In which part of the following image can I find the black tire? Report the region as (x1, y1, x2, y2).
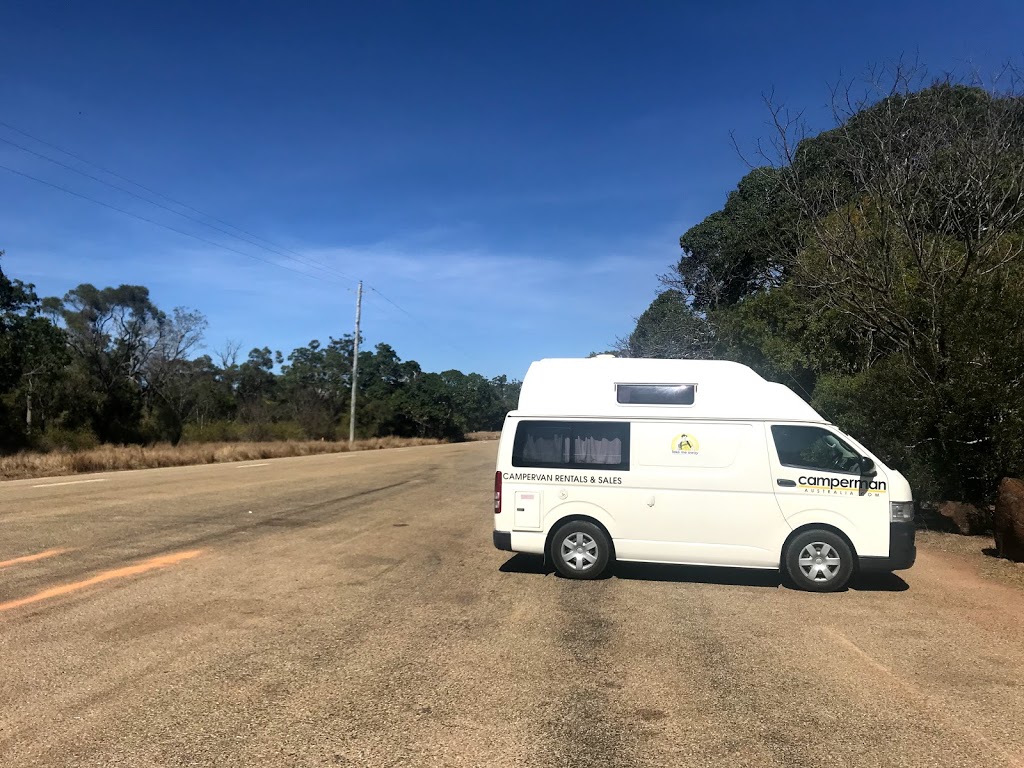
(783, 529, 854, 592)
(549, 519, 611, 579)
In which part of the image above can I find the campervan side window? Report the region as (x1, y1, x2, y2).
(616, 384, 695, 405)
(512, 421, 630, 470)
(771, 425, 862, 475)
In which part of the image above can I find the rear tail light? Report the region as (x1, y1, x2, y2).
(494, 471, 502, 514)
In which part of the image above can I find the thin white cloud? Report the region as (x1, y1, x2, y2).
(5, 230, 675, 378)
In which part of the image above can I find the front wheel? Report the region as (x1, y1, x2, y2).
(549, 520, 611, 579)
(783, 530, 854, 592)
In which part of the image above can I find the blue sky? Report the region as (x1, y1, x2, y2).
(1, 1, 1021, 380)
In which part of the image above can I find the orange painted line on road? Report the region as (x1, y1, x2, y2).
(0, 548, 72, 570)
(0, 549, 203, 613)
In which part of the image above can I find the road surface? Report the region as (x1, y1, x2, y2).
(2, 441, 1023, 767)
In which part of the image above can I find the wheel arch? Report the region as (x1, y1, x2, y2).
(544, 514, 617, 562)
(782, 522, 859, 564)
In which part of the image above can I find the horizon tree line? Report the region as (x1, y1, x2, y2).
(0, 259, 519, 451)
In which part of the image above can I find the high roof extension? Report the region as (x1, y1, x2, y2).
(515, 357, 826, 423)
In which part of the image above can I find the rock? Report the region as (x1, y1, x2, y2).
(936, 501, 991, 536)
(915, 501, 958, 533)
(994, 477, 1024, 562)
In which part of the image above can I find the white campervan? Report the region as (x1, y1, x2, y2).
(492, 357, 915, 592)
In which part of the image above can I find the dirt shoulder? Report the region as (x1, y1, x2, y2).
(917, 529, 1024, 590)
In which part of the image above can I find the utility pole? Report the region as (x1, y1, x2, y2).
(349, 281, 363, 446)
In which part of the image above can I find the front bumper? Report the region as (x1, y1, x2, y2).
(859, 522, 917, 572)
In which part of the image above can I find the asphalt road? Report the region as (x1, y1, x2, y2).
(2, 441, 1024, 767)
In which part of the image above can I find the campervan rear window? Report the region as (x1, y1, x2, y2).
(616, 384, 695, 405)
(512, 421, 630, 470)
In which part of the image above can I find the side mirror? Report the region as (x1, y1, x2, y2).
(859, 456, 877, 476)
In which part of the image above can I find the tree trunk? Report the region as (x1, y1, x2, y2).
(25, 379, 32, 436)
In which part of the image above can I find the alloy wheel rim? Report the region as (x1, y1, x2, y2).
(560, 532, 599, 571)
(798, 542, 842, 582)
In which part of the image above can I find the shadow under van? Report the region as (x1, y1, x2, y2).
(498, 553, 908, 592)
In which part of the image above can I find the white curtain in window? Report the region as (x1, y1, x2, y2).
(525, 433, 570, 463)
(575, 436, 621, 464)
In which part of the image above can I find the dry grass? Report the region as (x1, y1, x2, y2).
(465, 431, 500, 441)
(0, 436, 443, 482)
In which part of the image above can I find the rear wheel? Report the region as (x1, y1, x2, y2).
(549, 520, 611, 579)
(783, 529, 853, 592)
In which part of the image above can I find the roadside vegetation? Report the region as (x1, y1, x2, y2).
(0, 270, 521, 460)
(0, 436, 454, 481)
(622, 61, 1024, 511)
(464, 430, 500, 441)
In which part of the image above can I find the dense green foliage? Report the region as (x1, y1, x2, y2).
(0, 257, 518, 450)
(626, 77, 1024, 504)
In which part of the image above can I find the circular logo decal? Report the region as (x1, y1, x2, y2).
(671, 434, 699, 454)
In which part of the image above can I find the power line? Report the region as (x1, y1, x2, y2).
(1, 158, 467, 357)
(0, 162, 347, 286)
(0, 120, 357, 280)
(0, 122, 433, 312)
(0, 133, 358, 286)
(0, 120, 323, 257)
(0, 120, 471, 360)
(367, 285, 416, 318)
(361, 289, 473, 361)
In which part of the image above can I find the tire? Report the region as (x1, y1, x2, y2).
(549, 520, 612, 579)
(783, 529, 854, 592)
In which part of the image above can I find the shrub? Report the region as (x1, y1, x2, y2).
(33, 426, 100, 452)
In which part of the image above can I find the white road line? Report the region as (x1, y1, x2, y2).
(32, 478, 108, 489)
(234, 463, 269, 468)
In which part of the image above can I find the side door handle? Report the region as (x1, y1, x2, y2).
(776, 479, 796, 487)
